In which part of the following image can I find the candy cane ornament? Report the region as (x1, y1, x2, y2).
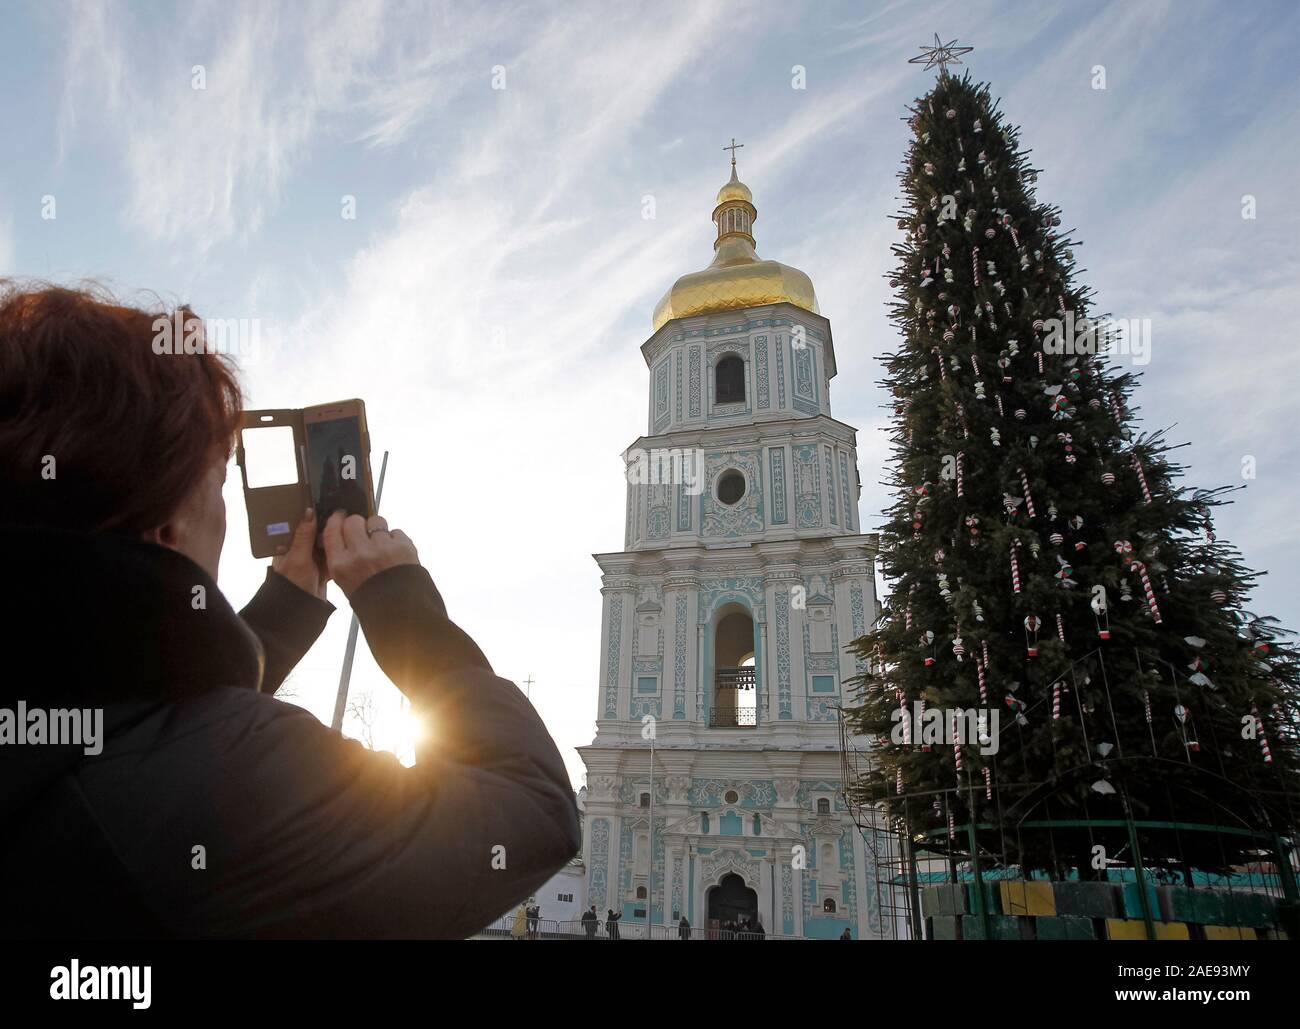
(982, 765, 992, 800)
(1131, 561, 1163, 624)
(934, 347, 948, 382)
(1018, 467, 1037, 519)
(1052, 682, 1062, 721)
(1010, 541, 1022, 595)
(1131, 456, 1153, 504)
(1253, 707, 1273, 764)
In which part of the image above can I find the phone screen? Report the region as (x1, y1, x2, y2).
(305, 416, 369, 520)
(241, 425, 299, 489)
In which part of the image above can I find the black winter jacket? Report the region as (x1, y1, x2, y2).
(0, 527, 580, 938)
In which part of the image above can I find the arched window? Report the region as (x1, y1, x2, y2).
(639, 792, 650, 808)
(700, 812, 710, 833)
(823, 898, 837, 913)
(816, 798, 831, 815)
(636, 886, 647, 899)
(752, 814, 762, 836)
(715, 354, 745, 404)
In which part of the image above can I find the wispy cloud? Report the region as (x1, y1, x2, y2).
(10, 0, 1298, 783)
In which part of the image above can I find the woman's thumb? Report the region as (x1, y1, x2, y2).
(294, 507, 316, 540)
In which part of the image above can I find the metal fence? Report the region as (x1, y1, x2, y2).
(477, 915, 802, 940)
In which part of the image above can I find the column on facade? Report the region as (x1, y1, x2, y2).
(596, 572, 638, 726)
(690, 841, 703, 928)
(759, 854, 777, 934)
(695, 620, 706, 724)
(788, 577, 808, 723)
(661, 568, 698, 725)
(792, 860, 805, 937)
(760, 543, 802, 726)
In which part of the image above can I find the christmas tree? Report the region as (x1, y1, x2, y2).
(847, 68, 1300, 878)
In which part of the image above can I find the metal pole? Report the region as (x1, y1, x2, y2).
(1121, 785, 1157, 941)
(965, 775, 993, 941)
(904, 795, 923, 940)
(330, 450, 389, 733)
(647, 732, 654, 938)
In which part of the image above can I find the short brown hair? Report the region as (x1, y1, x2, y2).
(0, 282, 243, 534)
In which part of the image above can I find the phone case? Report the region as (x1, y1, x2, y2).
(235, 409, 312, 559)
(237, 400, 375, 558)
(302, 400, 376, 522)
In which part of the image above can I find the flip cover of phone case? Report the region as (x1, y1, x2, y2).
(236, 409, 310, 559)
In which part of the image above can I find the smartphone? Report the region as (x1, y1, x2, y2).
(236, 399, 375, 558)
(303, 400, 375, 529)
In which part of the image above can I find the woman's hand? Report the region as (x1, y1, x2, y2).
(322, 510, 421, 598)
(270, 508, 329, 599)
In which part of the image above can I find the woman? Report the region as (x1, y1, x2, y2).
(0, 283, 580, 938)
(510, 903, 528, 940)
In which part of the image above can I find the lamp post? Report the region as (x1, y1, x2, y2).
(647, 728, 655, 938)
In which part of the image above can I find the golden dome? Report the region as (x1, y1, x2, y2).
(653, 163, 818, 332)
(715, 166, 752, 205)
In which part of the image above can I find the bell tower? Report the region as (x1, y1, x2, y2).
(578, 149, 886, 940)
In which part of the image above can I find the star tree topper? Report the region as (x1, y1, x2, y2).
(908, 33, 974, 74)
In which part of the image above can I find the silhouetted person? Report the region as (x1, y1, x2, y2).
(678, 915, 690, 939)
(582, 906, 598, 939)
(0, 285, 580, 938)
(606, 909, 621, 939)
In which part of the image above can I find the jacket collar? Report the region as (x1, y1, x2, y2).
(0, 525, 264, 706)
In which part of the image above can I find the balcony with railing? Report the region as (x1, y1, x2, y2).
(709, 666, 757, 727)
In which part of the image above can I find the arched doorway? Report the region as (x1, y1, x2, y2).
(711, 604, 757, 727)
(707, 873, 757, 927)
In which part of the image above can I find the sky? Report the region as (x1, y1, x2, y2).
(2, 0, 1297, 788)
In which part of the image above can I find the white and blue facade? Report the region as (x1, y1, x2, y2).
(579, 288, 887, 939)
